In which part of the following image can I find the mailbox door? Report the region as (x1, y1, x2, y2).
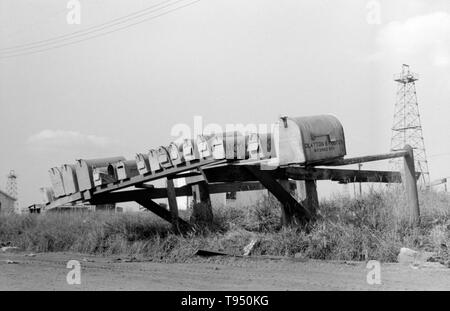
(136, 154, 150, 175)
(62, 165, 79, 195)
(182, 139, 200, 162)
(208, 135, 225, 160)
(275, 118, 306, 165)
(157, 147, 173, 169)
(148, 149, 162, 172)
(168, 143, 184, 166)
(223, 132, 248, 160)
(76, 161, 94, 191)
(196, 136, 212, 159)
(49, 168, 65, 198)
(116, 161, 127, 180)
(248, 133, 261, 160)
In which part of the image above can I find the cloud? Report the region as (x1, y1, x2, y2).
(27, 129, 117, 152)
(370, 11, 450, 67)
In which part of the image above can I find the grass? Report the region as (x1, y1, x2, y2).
(1, 187, 449, 263)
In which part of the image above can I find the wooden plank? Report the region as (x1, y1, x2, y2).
(285, 167, 402, 183)
(92, 158, 225, 196)
(89, 182, 265, 205)
(89, 187, 192, 204)
(318, 150, 408, 167)
(208, 182, 265, 193)
(45, 192, 84, 210)
(245, 166, 311, 225)
(203, 164, 402, 183)
(135, 198, 192, 232)
(403, 145, 420, 226)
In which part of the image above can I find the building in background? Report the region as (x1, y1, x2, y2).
(0, 189, 16, 213)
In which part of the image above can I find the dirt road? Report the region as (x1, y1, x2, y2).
(0, 251, 449, 290)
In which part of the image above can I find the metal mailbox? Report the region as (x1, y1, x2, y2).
(40, 187, 55, 204)
(222, 132, 248, 160)
(182, 139, 200, 162)
(167, 142, 184, 166)
(157, 146, 173, 169)
(115, 160, 139, 180)
(275, 114, 346, 165)
(93, 166, 116, 186)
(136, 153, 150, 175)
(76, 156, 125, 191)
(196, 135, 212, 159)
(49, 167, 65, 198)
(207, 134, 226, 160)
(247, 133, 275, 160)
(148, 149, 162, 172)
(61, 164, 79, 195)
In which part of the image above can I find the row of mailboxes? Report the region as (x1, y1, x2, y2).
(47, 115, 346, 197)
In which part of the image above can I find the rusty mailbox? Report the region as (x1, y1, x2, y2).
(275, 115, 346, 166)
(167, 142, 184, 166)
(115, 160, 139, 180)
(49, 167, 66, 198)
(136, 153, 150, 175)
(148, 149, 163, 173)
(61, 164, 79, 195)
(247, 133, 275, 160)
(76, 156, 125, 191)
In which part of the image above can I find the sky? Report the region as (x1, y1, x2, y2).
(0, 0, 449, 208)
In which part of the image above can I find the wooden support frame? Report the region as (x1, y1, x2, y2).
(245, 166, 311, 225)
(135, 198, 192, 233)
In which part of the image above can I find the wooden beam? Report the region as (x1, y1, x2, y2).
(89, 187, 192, 205)
(89, 182, 265, 205)
(93, 158, 226, 196)
(245, 166, 311, 225)
(285, 167, 402, 183)
(135, 198, 192, 233)
(203, 164, 402, 184)
(319, 150, 408, 167)
(208, 182, 265, 193)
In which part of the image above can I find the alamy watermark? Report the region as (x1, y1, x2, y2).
(66, 260, 81, 285)
(67, 0, 81, 25)
(366, 260, 381, 285)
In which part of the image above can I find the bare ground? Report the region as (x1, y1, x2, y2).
(0, 251, 449, 291)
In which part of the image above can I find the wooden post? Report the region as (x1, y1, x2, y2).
(190, 181, 213, 225)
(304, 180, 319, 218)
(403, 144, 420, 226)
(279, 179, 293, 225)
(166, 178, 180, 232)
(295, 180, 318, 218)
